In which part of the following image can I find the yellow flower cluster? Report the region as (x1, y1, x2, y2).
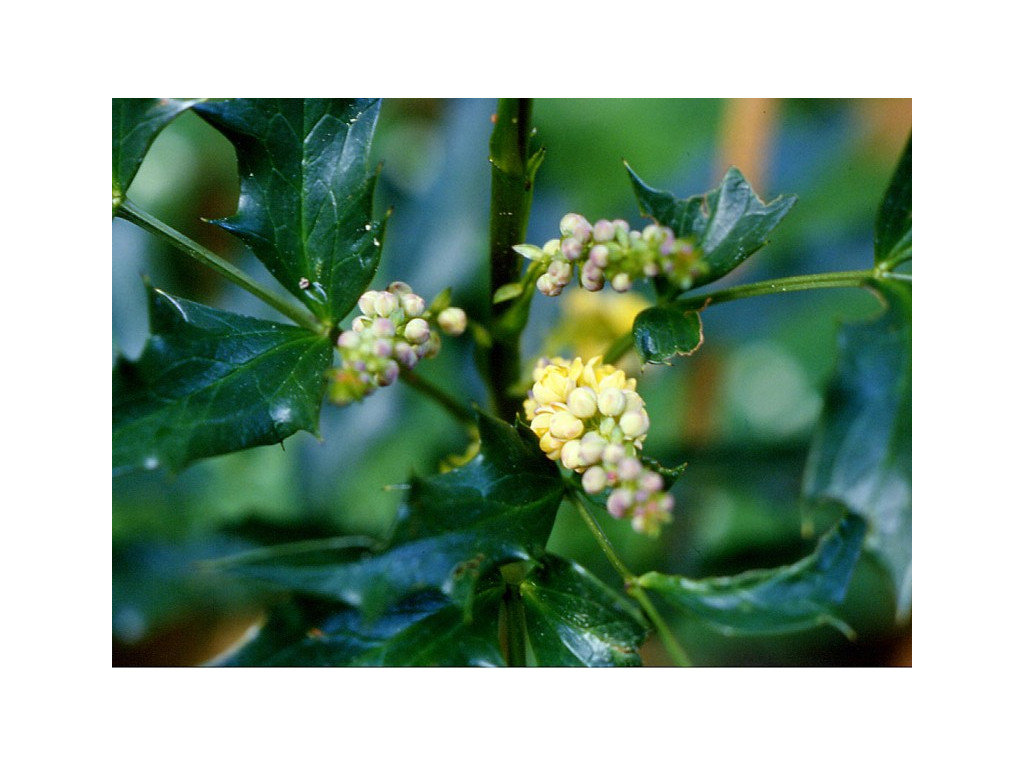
(524, 356, 673, 535)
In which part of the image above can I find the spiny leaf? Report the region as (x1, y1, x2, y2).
(875, 136, 912, 269)
(214, 412, 564, 620)
(112, 98, 201, 204)
(637, 513, 867, 638)
(217, 587, 505, 667)
(113, 285, 332, 474)
(193, 98, 384, 322)
(520, 554, 649, 667)
(803, 280, 911, 620)
(632, 303, 704, 365)
(627, 164, 797, 291)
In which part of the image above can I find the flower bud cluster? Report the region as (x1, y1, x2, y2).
(328, 282, 467, 405)
(514, 213, 704, 297)
(524, 356, 673, 535)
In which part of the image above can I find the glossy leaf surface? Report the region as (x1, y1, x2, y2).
(217, 413, 564, 619)
(803, 280, 912, 619)
(112, 98, 200, 201)
(638, 513, 867, 638)
(632, 304, 704, 365)
(193, 98, 384, 321)
(628, 165, 796, 290)
(113, 286, 332, 474)
(875, 136, 912, 268)
(219, 587, 505, 667)
(521, 555, 649, 666)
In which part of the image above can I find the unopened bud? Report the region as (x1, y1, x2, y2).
(588, 244, 610, 268)
(548, 259, 573, 284)
(549, 410, 585, 441)
(560, 439, 583, 470)
(566, 386, 598, 419)
(610, 273, 633, 293)
(358, 291, 379, 317)
(371, 317, 396, 337)
(536, 273, 563, 297)
(404, 318, 431, 344)
(619, 408, 650, 439)
(437, 307, 467, 336)
(401, 293, 426, 317)
(388, 281, 412, 296)
(337, 330, 360, 349)
(394, 341, 418, 368)
(561, 238, 583, 261)
(374, 291, 398, 317)
(582, 466, 607, 494)
(579, 432, 607, 465)
(617, 456, 642, 481)
(592, 219, 616, 243)
(607, 488, 634, 519)
(597, 387, 626, 417)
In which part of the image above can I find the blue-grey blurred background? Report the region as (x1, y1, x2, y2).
(113, 98, 911, 666)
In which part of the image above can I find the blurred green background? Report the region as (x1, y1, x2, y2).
(112, 98, 911, 666)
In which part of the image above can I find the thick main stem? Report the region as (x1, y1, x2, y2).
(570, 493, 692, 666)
(117, 199, 325, 334)
(485, 98, 535, 421)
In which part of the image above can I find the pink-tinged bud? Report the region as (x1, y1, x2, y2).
(582, 466, 607, 494)
(388, 281, 412, 296)
(373, 339, 393, 358)
(619, 408, 650, 439)
(610, 273, 632, 292)
(579, 432, 607, 465)
(371, 317, 396, 337)
(642, 224, 662, 241)
(373, 291, 398, 317)
(337, 330, 360, 349)
(643, 261, 660, 277)
(404, 318, 430, 344)
(597, 387, 626, 417)
(376, 359, 400, 386)
(592, 219, 615, 243)
(437, 307, 467, 336)
(602, 443, 625, 466)
(560, 237, 583, 261)
(560, 439, 583, 470)
(640, 470, 664, 493)
(548, 259, 573, 284)
(401, 293, 426, 317)
(588, 244, 610, 268)
(560, 213, 592, 241)
(421, 331, 442, 359)
(549, 410, 585, 441)
(358, 291, 379, 317)
(581, 262, 605, 291)
(607, 488, 634, 519)
(536, 274, 563, 297)
(617, 456, 642, 481)
(567, 386, 598, 419)
(394, 341, 419, 369)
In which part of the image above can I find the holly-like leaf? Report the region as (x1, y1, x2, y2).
(520, 554, 649, 667)
(112, 98, 201, 204)
(627, 165, 797, 290)
(113, 285, 333, 474)
(875, 136, 912, 268)
(193, 98, 384, 322)
(215, 412, 564, 620)
(637, 513, 867, 638)
(632, 304, 704, 365)
(217, 587, 506, 667)
(803, 280, 912, 620)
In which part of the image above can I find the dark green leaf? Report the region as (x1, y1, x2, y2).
(218, 587, 505, 667)
(803, 280, 911, 620)
(875, 136, 912, 268)
(627, 165, 797, 290)
(520, 554, 649, 667)
(113, 285, 333, 474)
(216, 412, 564, 619)
(112, 98, 200, 203)
(193, 98, 384, 321)
(632, 304, 704, 365)
(637, 513, 867, 638)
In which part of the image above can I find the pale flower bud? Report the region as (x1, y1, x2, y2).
(404, 318, 431, 344)
(543, 238, 562, 257)
(582, 466, 607, 494)
(560, 439, 583, 470)
(373, 291, 399, 317)
(588, 244, 610, 268)
(566, 386, 598, 419)
(607, 488, 634, 519)
(376, 359, 400, 386)
(560, 237, 583, 261)
(579, 432, 607, 465)
(597, 387, 626, 417)
(358, 291, 380, 317)
(371, 317, 396, 337)
(337, 330, 360, 349)
(394, 341, 418, 368)
(592, 219, 616, 243)
(401, 293, 426, 317)
(560, 213, 592, 242)
(536, 273, 562, 297)
(617, 456, 642, 481)
(619, 408, 650, 439)
(602, 443, 625, 467)
(437, 307, 467, 336)
(640, 470, 664, 493)
(549, 410, 585, 441)
(610, 273, 633, 292)
(388, 281, 412, 296)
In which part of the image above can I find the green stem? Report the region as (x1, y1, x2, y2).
(485, 98, 537, 421)
(604, 268, 890, 364)
(570, 492, 692, 666)
(500, 562, 531, 666)
(398, 369, 475, 426)
(117, 199, 325, 334)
